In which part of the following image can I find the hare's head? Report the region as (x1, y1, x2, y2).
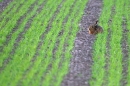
(88, 26, 97, 34)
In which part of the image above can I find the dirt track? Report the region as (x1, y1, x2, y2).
(61, 0, 102, 86)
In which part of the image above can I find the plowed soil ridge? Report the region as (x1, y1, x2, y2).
(61, 0, 102, 86)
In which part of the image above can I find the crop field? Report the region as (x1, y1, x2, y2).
(0, 0, 130, 86)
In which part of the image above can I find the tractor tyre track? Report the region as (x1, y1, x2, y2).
(61, 0, 102, 86)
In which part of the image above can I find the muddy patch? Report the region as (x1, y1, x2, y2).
(61, 0, 103, 86)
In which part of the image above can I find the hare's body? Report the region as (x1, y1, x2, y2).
(88, 20, 103, 35)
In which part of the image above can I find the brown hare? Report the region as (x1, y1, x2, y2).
(88, 20, 103, 35)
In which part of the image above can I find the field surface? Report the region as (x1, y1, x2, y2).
(0, 0, 130, 86)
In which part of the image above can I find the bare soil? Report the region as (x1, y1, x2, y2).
(61, 0, 103, 86)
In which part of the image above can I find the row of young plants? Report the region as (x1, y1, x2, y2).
(0, 0, 61, 85)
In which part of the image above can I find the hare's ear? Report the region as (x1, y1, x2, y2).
(94, 20, 98, 27)
(95, 20, 98, 24)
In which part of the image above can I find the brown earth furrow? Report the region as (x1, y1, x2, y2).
(0, 0, 45, 73)
(120, 17, 129, 86)
(61, 0, 102, 86)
